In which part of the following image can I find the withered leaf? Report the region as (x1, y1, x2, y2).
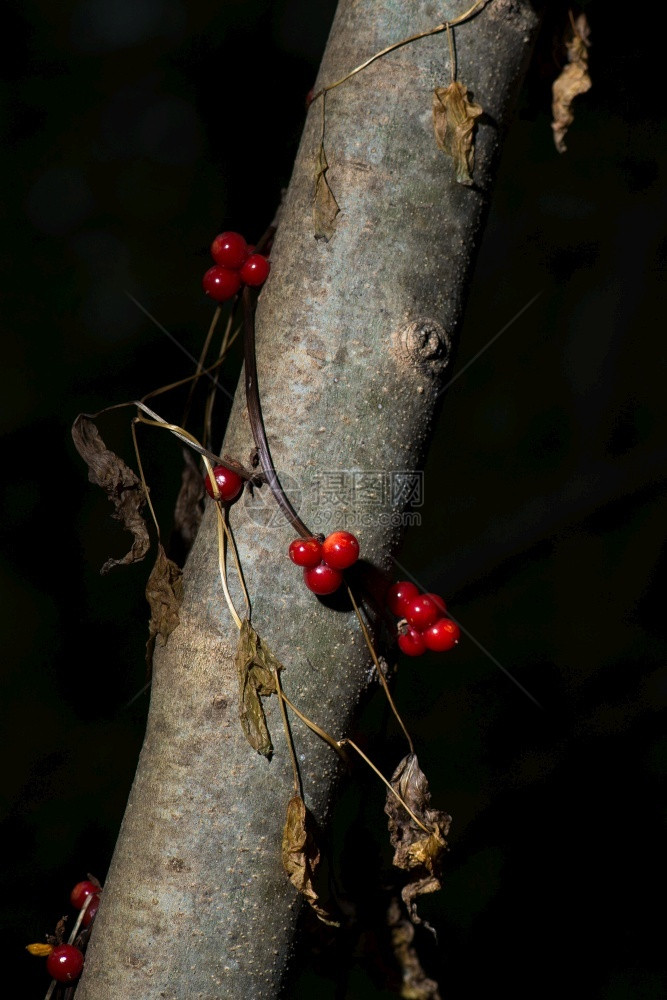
(282, 794, 339, 926)
(173, 447, 204, 550)
(145, 543, 183, 666)
(551, 12, 591, 153)
(433, 81, 483, 186)
(235, 619, 284, 757)
(314, 143, 340, 241)
(385, 754, 451, 925)
(72, 414, 150, 574)
(387, 897, 442, 1000)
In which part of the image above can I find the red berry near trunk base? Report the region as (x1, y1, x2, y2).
(398, 627, 426, 657)
(321, 531, 359, 570)
(46, 945, 84, 983)
(70, 880, 98, 909)
(289, 537, 323, 568)
(82, 893, 101, 927)
(404, 594, 439, 631)
(202, 265, 242, 302)
(303, 563, 343, 595)
(423, 617, 460, 652)
(211, 231, 248, 269)
(386, 580, 419, 617)
(239, 253, 270, 287)
(204, 464, 243, 502)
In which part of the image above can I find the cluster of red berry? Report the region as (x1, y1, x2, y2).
(289, 531, 360, 595)
(204, 463, 244, 503)
(386, 581, 460, 656)
(202, 231, 270, 302)
(27, 879, 102, 984)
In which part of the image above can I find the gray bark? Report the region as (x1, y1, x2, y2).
(75, 2, 540, 997)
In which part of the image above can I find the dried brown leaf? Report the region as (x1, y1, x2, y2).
(235, 619, 284, 757)
(433, 81, 483, 186)
(552, 12, 591, 153)
(385, 754, 451, 924)
(72, 414, 150, 574)
(173, 447, 204, 549)
(314, 144, 340, 241)
(145, 543, 183, 665)
(387, 897, 442, 1000)
(282, 794, 339, 926)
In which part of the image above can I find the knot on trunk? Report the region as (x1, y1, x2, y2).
(396, 318, 451, 375)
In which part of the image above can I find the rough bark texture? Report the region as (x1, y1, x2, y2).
(75, 2, 539, 997)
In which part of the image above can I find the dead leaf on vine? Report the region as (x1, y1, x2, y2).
(173, 447, 204, 549)
(72, 414, 150, 574)
(145, 543, 183, 665)
(235, 619, 284, 757)
(385, 754, 451, 925)
(387, 897, 442, 1000)
(551, 12, 591, 153)
(282, 794, 339, 926)
(314, 144, 340, 241)
(433, 81, 483, 186)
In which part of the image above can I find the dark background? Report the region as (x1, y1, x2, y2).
(2, 2, 664, 997)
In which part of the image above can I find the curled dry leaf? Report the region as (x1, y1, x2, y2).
(235, 619, 284, 757)
(26, 943, 54, 957)
(314, 143, 340, 241)
(551, 12, 591, 153)
(387, 897, 442, 1000)
(433, 81, 483, 186)
(282, 794, 339, 926)
(385, 754, 451, 925)
(173, 447, 205, 550)
(72, 415, 151, 574)
(145, 543, 183, 666)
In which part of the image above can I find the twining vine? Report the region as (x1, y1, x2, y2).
(28, 3, 592, 995)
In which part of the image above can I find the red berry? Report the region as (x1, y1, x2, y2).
(423, 617, 460, 652)
(289, 537, 323, 568)
(398, 627, 426, 657)
(424, 593, 447, 614)
(210, 231, 248, 269)
(321, 531, 359, 571)
(204, 464, 244, 502)
(82, 893, 100, 927)
(403, 594, 439, 631)
(46, 944, 84, 984)
(239, 254, 270, 287)
(303, 562, 343, 595)
(202, 265, 242, 302)
(70, 880, 98, 909)
(386, 580, 420, 617)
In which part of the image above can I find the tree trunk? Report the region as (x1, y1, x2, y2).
(75, 2, 540, 997)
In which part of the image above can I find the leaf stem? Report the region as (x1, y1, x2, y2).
(347, 587, 415, 755)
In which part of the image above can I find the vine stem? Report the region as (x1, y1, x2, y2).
(274, 670, 302, 796)
(347, 587, 415, 755)
(241, 286, 313, 539)
(312, 0, 488, 101)
(213, 501, 243, 630)
(339, 739, 432, 836)
(280, 691, 349, 762)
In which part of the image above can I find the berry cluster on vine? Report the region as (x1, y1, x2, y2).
(289, 530, 360, 595)
(202, 231, 270, 302)
(386, 581, 460, 656)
